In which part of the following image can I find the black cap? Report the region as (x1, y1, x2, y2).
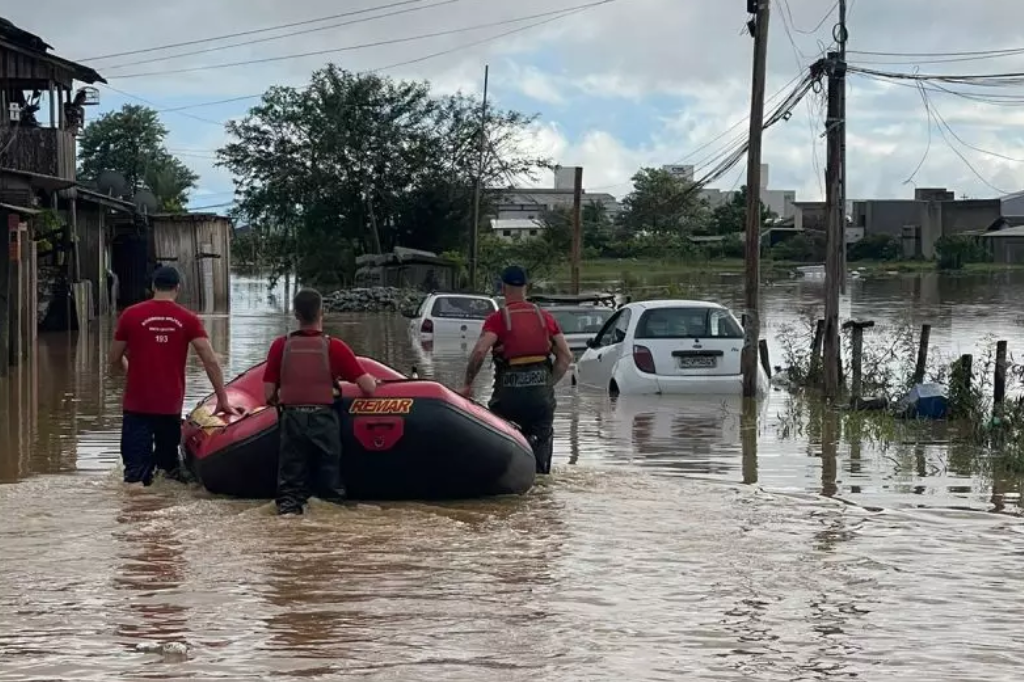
(152, 265, 181, 290)
(501, 265, 528, 287)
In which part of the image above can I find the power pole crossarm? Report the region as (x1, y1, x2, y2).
(742, 0, 770, 399)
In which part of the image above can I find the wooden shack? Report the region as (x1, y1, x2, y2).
(0, 15, 109, 351)
(151, 213, 233, 313)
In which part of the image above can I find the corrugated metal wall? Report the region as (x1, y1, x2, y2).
(151, 216, 231, 313)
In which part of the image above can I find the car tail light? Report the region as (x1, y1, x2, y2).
(421, 319, 434, 333)
(633, 345, 656, 374)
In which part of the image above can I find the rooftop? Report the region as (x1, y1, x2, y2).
(0, 16, 105, 85)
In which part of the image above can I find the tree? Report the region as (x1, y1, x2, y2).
(705, 185, 774, 236)
(218, 65, 550, 288)
(617, 167, 708, 236)
(540, 199, 615, 256)
(78, 104, 198, 212)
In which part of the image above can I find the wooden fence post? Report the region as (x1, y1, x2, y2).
(758, 339, 771, 380)
(994, 340, 1008, 412)
(913, 324, 931, 385)
(842, 319, 875, 406)
(809, 319, 825, 383)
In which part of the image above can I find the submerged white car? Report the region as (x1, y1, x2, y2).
(405, 293, 499, 340)
(572, 299, 769, 397)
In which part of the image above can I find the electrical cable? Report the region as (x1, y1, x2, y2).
(80, 0, 432, 61)
(101, 0, 465, 71)
(108, 1, 619, 80)
(97, 5, 608, 127)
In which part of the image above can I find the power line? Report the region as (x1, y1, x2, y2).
(109, 1, 618, 80)
(102, 0, 465, 71)
(860, 71, 1017, 195)
(97, 82, 225, 126)
(848, 49, 1024, 66)
(849, 45, 1024, 59)
(780, 0, 838, 36)
(100, 6, 606, 127)
(80, 0, 432, 61)
(847, 64, 1024, 88)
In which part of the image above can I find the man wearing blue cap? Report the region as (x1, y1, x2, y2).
(108, 265, 242, 486)
(459, 265, 573, 474)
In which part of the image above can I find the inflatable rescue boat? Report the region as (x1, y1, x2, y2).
(180, 358, 537, 501)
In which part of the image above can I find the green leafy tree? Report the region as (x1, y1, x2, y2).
(617, 167, 708, 236)
(77, 104, 198, 212)
(539, 199, 615, 255)
(705, 185, 774, 236)
(848, 233, 901, 262)
(218, 65, 550, 288)
(934, 234, 990, 270)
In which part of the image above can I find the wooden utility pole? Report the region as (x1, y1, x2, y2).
(570, 166, 583, 295)
(838, 0, 848, 295)
(741, 0, 771, 399)
(468, 64, 489, 292)
(822, 50, 846, 399)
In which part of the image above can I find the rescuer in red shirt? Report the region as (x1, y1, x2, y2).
(108, 266, 242, 486)
(459, 265, 573, 474)
(263, 288, 379, 515)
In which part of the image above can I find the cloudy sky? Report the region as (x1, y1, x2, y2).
(7, 0, 1024, 212)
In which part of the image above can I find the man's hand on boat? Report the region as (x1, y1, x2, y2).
(215, 392, 247, 418)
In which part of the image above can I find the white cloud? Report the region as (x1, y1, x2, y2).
(4, 0, 1024, 204)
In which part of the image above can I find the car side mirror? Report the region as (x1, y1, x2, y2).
(586, 337, 599, 349)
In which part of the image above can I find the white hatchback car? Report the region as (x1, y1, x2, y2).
(405, 293, 499, 340)
(572, 299, 769, 397)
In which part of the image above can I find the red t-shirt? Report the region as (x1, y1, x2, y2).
(114, 299, 208, 415)
(482, 304, 562, 341)
(262, 330, 366, 386)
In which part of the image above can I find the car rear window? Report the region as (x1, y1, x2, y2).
(549, 309, 613, 334)
(635, 307, 743, 339)
(430, 296, 495, 319)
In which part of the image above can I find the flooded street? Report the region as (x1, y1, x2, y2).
(3, 272, 1024, 680)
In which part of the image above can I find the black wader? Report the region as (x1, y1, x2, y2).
(489, 359, 556, 474)
(277, 405, 346, 514)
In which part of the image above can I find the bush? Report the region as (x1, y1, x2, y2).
(935, 235, 990, 270)
(771, 232, 825, 262)
(848, 233, 901, 262)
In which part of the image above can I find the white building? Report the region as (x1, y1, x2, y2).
(488, 167, 623, 239)
(664, 163, 798, 219)
(489, 217, 544, 242)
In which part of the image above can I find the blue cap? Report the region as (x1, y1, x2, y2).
(501, 265, 528, 286)
(152, 265, 181, 289)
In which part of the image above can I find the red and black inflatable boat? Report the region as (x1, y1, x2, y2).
(180, 357, 537, 501)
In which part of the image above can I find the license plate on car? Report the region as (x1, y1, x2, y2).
(678, 356, 716, 369)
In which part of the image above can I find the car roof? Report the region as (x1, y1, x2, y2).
(627, 299, 728, 311)
(430, 293, 495, 301)
(545, 305, 615, 313)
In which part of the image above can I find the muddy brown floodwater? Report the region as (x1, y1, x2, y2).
(2, 272, 1024, 680)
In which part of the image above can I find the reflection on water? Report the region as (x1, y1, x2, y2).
(2, 272, 1024, 680)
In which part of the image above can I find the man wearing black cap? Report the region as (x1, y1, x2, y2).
(108, 265, 242, 486)
(459, 265, 573, 474)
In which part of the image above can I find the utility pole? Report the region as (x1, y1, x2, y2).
(838, 0, 848, 295)
(570, 166, 583, 295)
(741, 0, 770, 399)
(468, 64, 489, 292)
(822, 50, 846, 400)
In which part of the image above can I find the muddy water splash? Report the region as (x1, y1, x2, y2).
(2, 273, 1024, 680)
